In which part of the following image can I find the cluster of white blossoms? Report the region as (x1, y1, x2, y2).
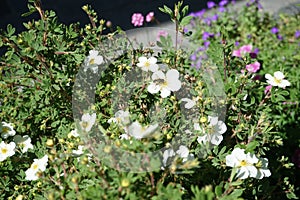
(108, 110, 158, 140)
(226, 147, 271, 179)
(136, 56, 182, 98)
(84, 50, 104, 73)
(25, 155, 48, 181)
(195, 116, 227, 146)
(265, 71, 291, 88)
(0, 122, 34, 162)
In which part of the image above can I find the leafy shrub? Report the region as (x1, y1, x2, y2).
(0, 0, 299, 199)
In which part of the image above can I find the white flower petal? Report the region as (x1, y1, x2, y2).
(279, 80, 291, 88)
(225, 154, 239, 167)
(274, 71, 284, 79)
(148, 57, 157, 64)
(160, 87, 171, 98)
(152, 70, 165, 80)
(265, 74, 273, 81)
(210, 134, 223, 145)
(147, 82, 160, 94)
(181, 98, 196, 109)
(237, 167, 250, 179)
(167, 79, 182, 92)
(208, 116, 219, 126)
(166, 69, 180, 80)
(149, 64, 159, 72)
(197, 135, 207, 144)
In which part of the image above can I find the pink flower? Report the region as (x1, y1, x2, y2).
(146, 12, 154, 22)
(131, 13, 144, 27)
(246, 61, 260, 73)
(157, 30, 168, 41)
(240, 44, 252, 53)
(232, 44, 253, 57)
(264, 85, 272, 94)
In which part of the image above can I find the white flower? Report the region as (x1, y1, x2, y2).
(84, 50, 103, 73)
(1, 122, 16, 139)
(80, 113, 96, 132)
(265, 71, 291, 88)
(181, 98, 196, 109)
(226, 148, 259, 179)
(25, 168, 39, 181)
(163, 148, 175, 166)
(25, 156, 48, 181)
(252, 158, 271, 179)
(0, 141, 16, 162)
(176, 145, 189, 162)
(25, 155, 48, 181)
(72, 145, 84, 156)
(108, 110, 130, 125)
(197, 116, 227, 145)
(119, 133, 129, 140)
(14, 135, 34, 153)
(68, 129, 79, 138)
(147, 69, 182, 98)
(128, 121, 158, 139)
(136, 56, 159, 72)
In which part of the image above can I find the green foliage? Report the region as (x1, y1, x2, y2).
(0, 0, 299, 199)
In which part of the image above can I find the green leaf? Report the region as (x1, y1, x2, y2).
(6, 24, 15, 37)
(215, 185, 223, 197)
(180, 16, 193, 26)
(182, 5, 189, 16)
(52, 84, 60, 91)
(228, 189, 244, 198)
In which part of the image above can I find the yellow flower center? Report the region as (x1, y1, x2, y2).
(239, 160, 248, 166)
(81, 121, 89, 128)
(1, 148, 8, 154)
(144, 61, 150, 67)
(89, 58, 95, 65)
(274, 78, 282, 84)
(2, 127, 9, 133)
(32, 163, 39, 170)
(162, 81, 168, 87)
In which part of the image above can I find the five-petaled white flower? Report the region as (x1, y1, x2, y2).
(14, 135, 34, 153)
(128, 121, 158, 139)
(72, 145, 85, 156)
(137, 56, 159, 72)
(0, 141, 16, 162)
(147, 69, 182, 98)
(84, 50, 103, 73)
(265, 71, 291, 88)
(68, 129, 79, 138)
(181, 98, 197, 109)
(108, 110, 131, 126)
(197, 116, 227, 145)
(25, 155, 48, 181)
(79, 113, 96, 132)
(1, 122, 16, 139)
(226, 148, 259, 179)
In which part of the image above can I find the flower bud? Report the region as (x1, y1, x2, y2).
(46, 139, 54, 147)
